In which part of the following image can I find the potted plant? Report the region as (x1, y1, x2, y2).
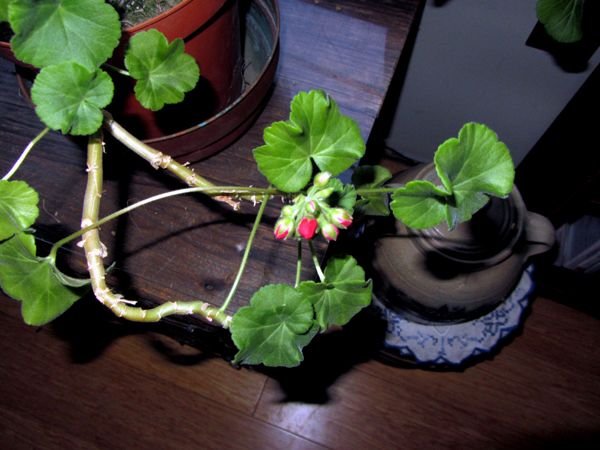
(0, 0, 280, 160)
(0, 1, 552, 368)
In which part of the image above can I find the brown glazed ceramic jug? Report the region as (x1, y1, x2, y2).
(370, 164, 555, 324)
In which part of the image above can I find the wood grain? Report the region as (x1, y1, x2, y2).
(3, 1, 598, 449)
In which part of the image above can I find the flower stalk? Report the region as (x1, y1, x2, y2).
(218, 191, 269, 313)
(2, 127, 49, 181)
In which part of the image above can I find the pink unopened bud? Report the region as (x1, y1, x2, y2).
(331, 208, 353, 229)
(305, 200, 318, 215)
(321, 223, 339, 241)
(274, 217, 294, 240)
(297, 217, 318, 240)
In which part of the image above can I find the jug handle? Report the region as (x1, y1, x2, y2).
(524, 212, 555, 258)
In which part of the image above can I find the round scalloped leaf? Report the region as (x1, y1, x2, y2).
(9, 0, 121, 69)
(0, 180, 39, 241)
(124, 29, 200, 111)
(537, 0, 584, 43)
(297, 256, 372, 332)
(434, 122, 514, 223)
(391, 180, 450, 229)
(0, 233, 82, 326)
(230, 284, 315, 367)
(253, 90, 366, 192)
(31, 62, 114, 135)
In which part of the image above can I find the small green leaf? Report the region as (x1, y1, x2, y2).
(125, 29, 200, 111)
(9, 0, 121, 69)
(434, 122, 514, 227)
(0, 233, 83, 326)
(253, 90, 366, 192)
(390, 180, 450, 229)
(230, 284, 315, 367)
(0, 180, 39, 241)
(298, 256, 372, 332)
(31, 62, 114, 135)
(353, 165, 392, 216)
(537, 0, 585, 43)
(323, 178, 357, 212)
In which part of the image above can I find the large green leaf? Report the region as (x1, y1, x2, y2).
(537, 0, 585, 43)
(9, 0, 121, 69)
(434, 122, 514, 227)
(390, 124, 514, 230)
(253, 90, 366, 192)
(0, 0, 9, 22)
(298, 256, 372, 332)
(390, 180, 449, 229)
(31, 62, 114, 135)
(352, 165, 392, 216)
(230, 284, 316, 367)
(124, 29, 200, 111)
(0, 180, 39, 241)
(0, 233, 83, 326)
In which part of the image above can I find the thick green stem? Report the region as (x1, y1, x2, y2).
(103, 111, 242, 209)
(295, 240, 302, 288)
(218, 192, 270, 313)
(81, 133, 232, 327)
(308, 240, 326, 282)
(2, 127, 49, 180)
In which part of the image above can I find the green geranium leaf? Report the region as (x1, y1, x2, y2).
(434, 122, 514, 227)
(0, 233, 84, 326)
(390, 180, 450, 229)
(124, 29, 200, 111)
(9, 0, 121, 69)
(0, 180, 39, 241)
(0, 0, 9, 23)
(298, 256, 372, 332)
(230, 284, 315, 367)
(537, 0, 585, 43)
(323, 178, 357, 213)
(31, 62, 114, 135)
(352, 165, 392, 216)
(253, 90, 366, 192)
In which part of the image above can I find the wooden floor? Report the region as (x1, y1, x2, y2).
(0, 0, 599, 447)
(1, 288, 599, 449)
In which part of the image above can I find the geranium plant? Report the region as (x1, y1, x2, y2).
(0, 0, 515, 368)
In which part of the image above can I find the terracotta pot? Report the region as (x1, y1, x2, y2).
(369, 164, 555, 324)
(3, 0, 281, 162)
(111, 0, 244, 140)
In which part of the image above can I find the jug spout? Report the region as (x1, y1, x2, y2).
(524, 212, 555, 258)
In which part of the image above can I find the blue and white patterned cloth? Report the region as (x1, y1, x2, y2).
(373, 266, 535, 367)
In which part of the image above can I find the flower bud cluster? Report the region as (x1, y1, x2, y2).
(273, 172, 353, 241)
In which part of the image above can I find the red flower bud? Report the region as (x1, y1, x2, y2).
(297, 217, 318, 240)
(331, 208, 353, 229)
(321, 223, 339, 241)
(274, 217, 294, 240)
